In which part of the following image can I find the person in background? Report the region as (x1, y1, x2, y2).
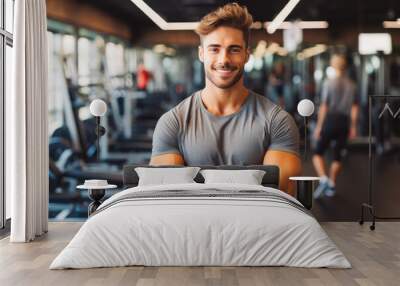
(313, 54, 359, 198)
(136, 62, 152, 91)
(268, 61, 286, 108)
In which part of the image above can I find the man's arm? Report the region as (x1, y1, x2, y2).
(315, 80, 330, 139)
(264, 108, 301, 196)
(314, 103, 328, 140)
(149, 153, 185, 165)
(349, 104, 359, 139)
(150, 110, 184, 165)
(263, 150, 302, 196)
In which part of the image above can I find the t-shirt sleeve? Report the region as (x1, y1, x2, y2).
(268, 109, 300, 156)
(151, 111, 181, 156)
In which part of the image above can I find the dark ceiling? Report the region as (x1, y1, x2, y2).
(88, 0, 400, 31)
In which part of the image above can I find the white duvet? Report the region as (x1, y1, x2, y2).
(50, 183, 351, 269)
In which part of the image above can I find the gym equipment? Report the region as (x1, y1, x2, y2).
(359, 52, 400, 230)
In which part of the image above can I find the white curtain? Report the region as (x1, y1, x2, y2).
(8, 0, 48, 242)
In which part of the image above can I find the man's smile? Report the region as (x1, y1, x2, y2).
(212, 66, 237, 78)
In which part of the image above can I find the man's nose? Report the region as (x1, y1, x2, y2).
(217, 49, 230, 65)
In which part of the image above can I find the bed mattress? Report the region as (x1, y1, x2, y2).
(50, 183, 351, 269)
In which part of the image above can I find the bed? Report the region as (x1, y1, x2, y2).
(50, 165, 350, 269)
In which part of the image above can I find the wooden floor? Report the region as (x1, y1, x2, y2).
(304, 148, 400, 221)
(1, 222, 400, 286)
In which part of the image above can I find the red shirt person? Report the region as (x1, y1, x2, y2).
(137, 63, 152, 91)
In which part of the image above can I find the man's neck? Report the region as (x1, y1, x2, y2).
(201, 82, 249, 116)
(335, 70, 345, 77)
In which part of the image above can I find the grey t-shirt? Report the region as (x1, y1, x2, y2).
(321, 76, 357, 116)
(152, 90, 300, 165)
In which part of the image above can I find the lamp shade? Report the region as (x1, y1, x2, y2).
(89, 99, 107, 117)
(297, 99, 314, 117)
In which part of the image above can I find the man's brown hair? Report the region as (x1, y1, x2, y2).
(195, 2, 253, 47)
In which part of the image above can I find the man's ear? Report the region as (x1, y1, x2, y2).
(245, 47, 250, 63)
(198, 45, 204, 63)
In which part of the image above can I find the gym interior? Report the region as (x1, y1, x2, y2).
(2, 0, 400, 284)
(1, 0, 400, 224)
(41, 0, 400, 222)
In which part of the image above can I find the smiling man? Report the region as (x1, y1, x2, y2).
(150, 3, 301, 195)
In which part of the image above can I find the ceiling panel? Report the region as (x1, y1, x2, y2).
(84, 0, 400, 30)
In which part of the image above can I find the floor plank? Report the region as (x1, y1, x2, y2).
(0, 222, 399, 286)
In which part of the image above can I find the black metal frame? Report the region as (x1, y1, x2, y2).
(359, 94, 400, 230)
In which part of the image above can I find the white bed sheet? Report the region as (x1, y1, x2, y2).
(50, 183, 351, 269)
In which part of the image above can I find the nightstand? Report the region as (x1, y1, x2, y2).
(77, 182, 117, 216)
(289, 176, 320, 210)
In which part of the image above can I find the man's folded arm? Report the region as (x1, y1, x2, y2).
(150, 111, 185, 165)
(263, 150, 302, 196)
(264, 109, 302, 196)
(150, 153, 185, 165)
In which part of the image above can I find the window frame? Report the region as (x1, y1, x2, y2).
(1, 0, 14, 230)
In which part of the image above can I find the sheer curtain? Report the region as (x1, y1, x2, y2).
(8, 0, 48, 242)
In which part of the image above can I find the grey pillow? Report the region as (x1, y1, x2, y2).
(135, 167, 201, 186)
(200, 169, 266, 185)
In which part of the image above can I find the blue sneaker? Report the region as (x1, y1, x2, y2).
(314, 180, 329, 199)
(324, 185, 336, 197)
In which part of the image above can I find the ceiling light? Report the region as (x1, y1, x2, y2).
(165, 48, 176, 56)
(130, 0, 168, 29)
(265, 21, 328, 30)
(244, 55, 255, 72)
(265, 42, 288, 56)
(297, 44, 327, 60)
(267, 0, 301, 34)
(130, 0, 327, 32)
(358, 33, 392, 55)
(254, 40, 267, 58)
(295, 21, 328, 29)
(165, 22, 199, 30)
(383, 21, 400, 28)
(251, 21, 263, 29)
(130, 0, 198, 30)
(153, 44, 167, 53)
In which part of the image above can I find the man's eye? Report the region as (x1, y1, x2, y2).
(231, 48, 241, 53)
(209, 48, 219, 53)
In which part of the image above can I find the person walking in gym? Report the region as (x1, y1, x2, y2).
(313, 54, 359, 198)
(150, 3, 301, 196)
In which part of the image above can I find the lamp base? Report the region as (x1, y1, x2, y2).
(95, 126, 106, 137)
(296, 180, 314, 210)
(95, 116, 106, 161)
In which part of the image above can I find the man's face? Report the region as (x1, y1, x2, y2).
(198, 26, 250, 89)
(330, 55, 346, 73)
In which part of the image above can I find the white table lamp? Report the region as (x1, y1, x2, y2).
(297, 99, 315, 160)
(297, 99, 314, 117)
(90, 99, 107, 117)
